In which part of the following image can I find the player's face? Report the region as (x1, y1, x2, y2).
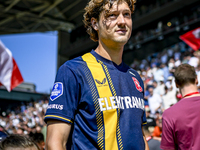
(97, 1, 132, 45)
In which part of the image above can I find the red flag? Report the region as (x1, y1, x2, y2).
(0, 40, 24, 92)
(180, 27, 200, 51)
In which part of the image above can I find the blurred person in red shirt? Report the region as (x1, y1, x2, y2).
(161, 64, 200, 150)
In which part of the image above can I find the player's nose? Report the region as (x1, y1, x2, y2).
(117, 14, 126, 25)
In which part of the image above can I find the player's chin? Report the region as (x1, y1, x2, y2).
(114, 36, 130, 43)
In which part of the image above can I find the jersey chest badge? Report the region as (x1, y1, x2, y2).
(132, 77, 143, 92)
(50, 82, 63, 101)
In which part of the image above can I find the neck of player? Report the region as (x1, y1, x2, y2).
(95, 39, 124, 65)
(180, 84, 200, 98)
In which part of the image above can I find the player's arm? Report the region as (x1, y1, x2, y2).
(142, 127, 150, 150)
(46, 120, 71, 150)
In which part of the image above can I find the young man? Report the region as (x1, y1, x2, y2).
(44, 0, 149, 149)
(161, 64, 200, 150)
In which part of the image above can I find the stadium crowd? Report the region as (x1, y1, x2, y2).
(0, 99, 48, 149)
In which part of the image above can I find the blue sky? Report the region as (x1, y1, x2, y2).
(0, 31, 58, 94)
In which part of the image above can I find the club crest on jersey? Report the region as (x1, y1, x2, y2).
(50, 82, 63, 101)
(132, 77, 143, 92)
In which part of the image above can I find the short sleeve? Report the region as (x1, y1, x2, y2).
(160, 114, 176, 149)
(142, 99, 147, 126)
(142, 110, 147, 126)
(44, 63, 79, 124)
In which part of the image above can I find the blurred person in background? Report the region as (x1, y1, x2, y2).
(143, 127, 162, 150)
(156, 77, 165, 97)
(0, 134, 40, 150)
(161, 63, 170, 83)
(196, 64, 200, 90)
(147, 87, 162, 115)
(144, 106, 156, 130)
(29, 132, 45, 150)
(165, 75, 176, 92)
(162, 85, 177, 111)
(153, 64, 164, 83)
(161, 64, 200, 149)
(188, 51, 199, 68)
(168, 58, 175, 73)
(152, 80, 160, 95)
(152, 118, 162, 141)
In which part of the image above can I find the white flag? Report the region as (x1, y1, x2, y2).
(0, 40, 23, 92)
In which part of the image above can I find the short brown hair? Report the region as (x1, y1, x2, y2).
(0, 134, 40, 150)
(174, 64, 197, 87)
(83, 0, 136, 42)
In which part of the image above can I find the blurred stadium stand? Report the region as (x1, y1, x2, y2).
(0, 82, 48, 114)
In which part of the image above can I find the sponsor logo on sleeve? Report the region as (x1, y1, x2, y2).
(50, 82, 63, 101)
(47, 104, 63, 110)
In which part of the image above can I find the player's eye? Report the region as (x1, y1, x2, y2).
(124, 12, 131, 18)
(108, 13, 117, 19)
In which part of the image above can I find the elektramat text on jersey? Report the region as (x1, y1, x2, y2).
(98, 96, 144, 111)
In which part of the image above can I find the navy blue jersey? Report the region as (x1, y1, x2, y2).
(44, 50, 147, 150)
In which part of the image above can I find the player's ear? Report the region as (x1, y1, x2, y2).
(175, 82, 179, 88)
(91, 17, 99, 31)
(195, 76, 198, 85)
